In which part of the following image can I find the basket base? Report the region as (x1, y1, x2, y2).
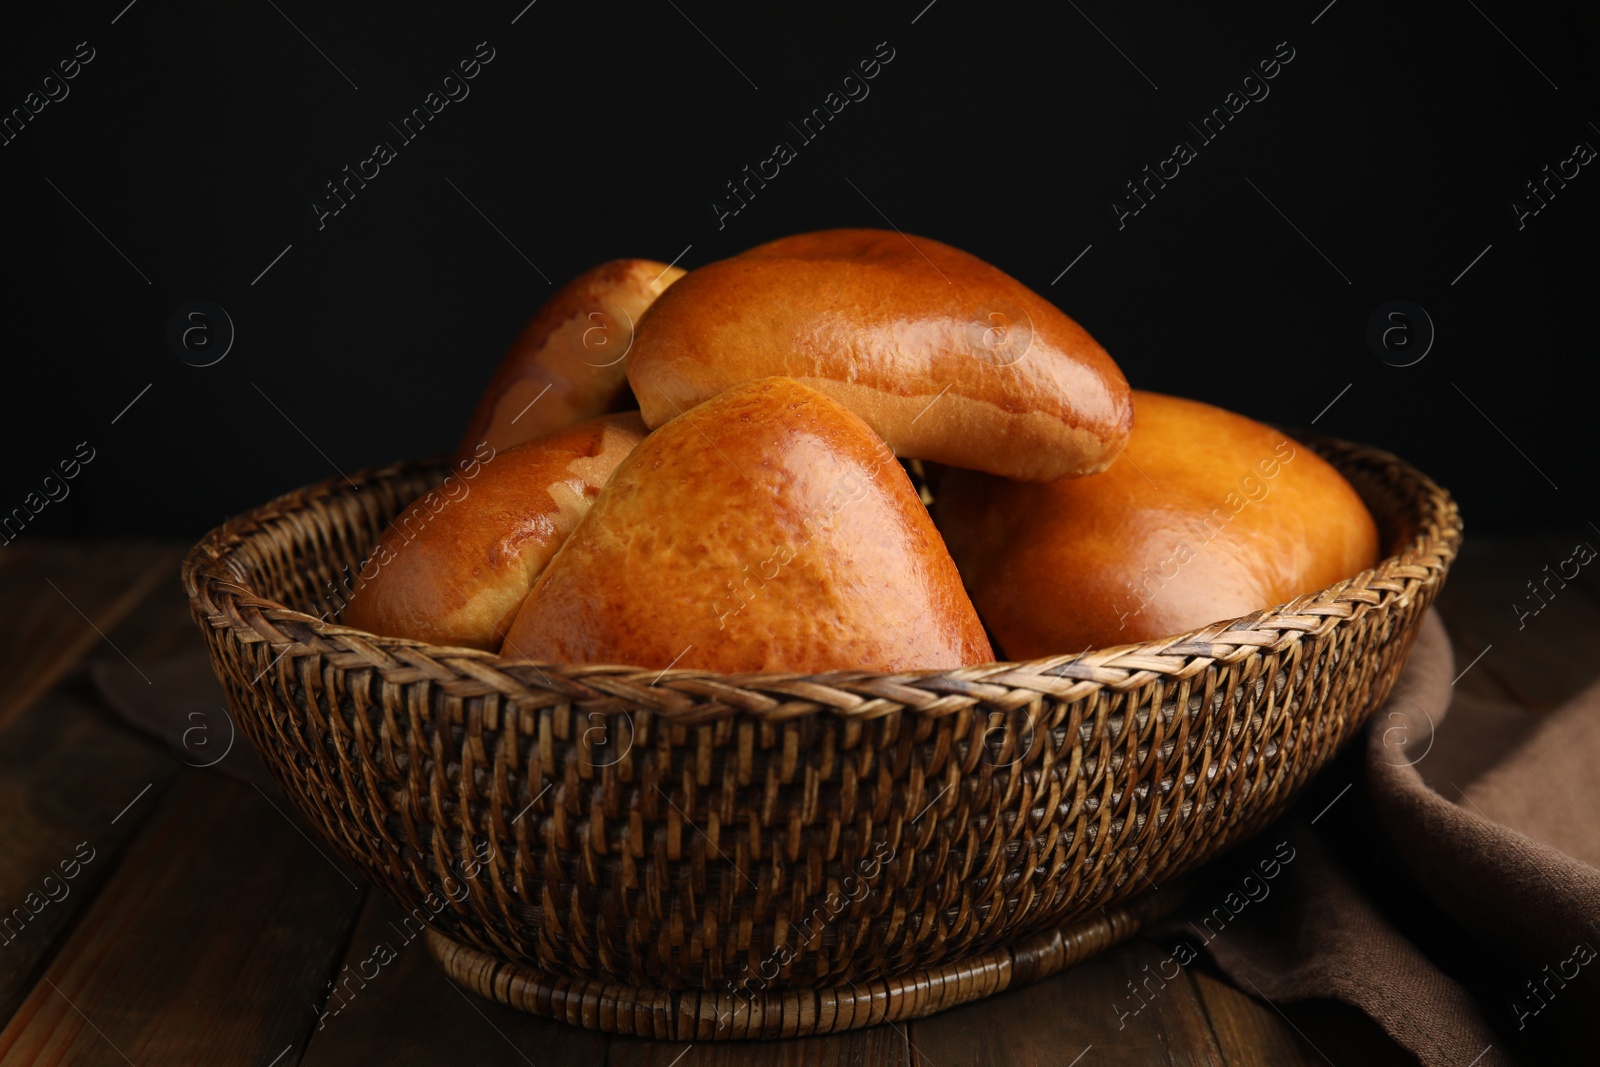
(427, 883, 1186, 1041)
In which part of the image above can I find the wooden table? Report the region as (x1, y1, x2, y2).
(0, 535, 1588, 1066)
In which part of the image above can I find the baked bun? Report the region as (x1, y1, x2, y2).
(455, 259, 685, 461)
(625, 228, 1131, 482)
(935, 391, 1380, 657)
(343, 413, 647, 651)
(502, 377, 994, 672)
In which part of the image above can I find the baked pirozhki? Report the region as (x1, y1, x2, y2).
(934, 391, 1379, 657)
(344, 233, 1388, 672)
(344, 413, 647, 651)
(455, 259, 685, 461)
(502, 376, 994, 672)
(625, 228, 1132, 482)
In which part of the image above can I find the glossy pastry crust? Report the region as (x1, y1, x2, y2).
(455, 258, 684, 461)
(345, 413, 647, 651)
(936, 391, 1380, 657)
(626, 229, 1132, 482)
(504, 377, 994, 671)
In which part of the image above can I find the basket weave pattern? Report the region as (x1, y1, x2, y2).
(183, 438, 1459, 1033)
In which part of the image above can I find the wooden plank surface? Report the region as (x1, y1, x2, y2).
(1434, 534, 1600, 712)
(0, 672, 178, 1031)
(298, 891, 608, 1067)
(908, 939, 1222, 1066)
(0, 770, 366, 1066)
(0, 542, 181, 734)
(1189, 965, 1419, 1067)
(1189, 967, 1325, 1067)
(0, 545, 193, 1028)
(606, 1022, 906, 1066)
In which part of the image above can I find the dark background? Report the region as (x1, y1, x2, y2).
(1, 0, 1594, 541)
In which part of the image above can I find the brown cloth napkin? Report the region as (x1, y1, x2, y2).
(1161, 610, 1600, 1066)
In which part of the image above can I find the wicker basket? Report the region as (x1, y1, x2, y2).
(182, 436, 1460, 1040)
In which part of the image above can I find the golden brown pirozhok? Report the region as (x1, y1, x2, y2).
(503, 377, 994, 672)
(626, 229, 1132, 481)
(936, 391, 1379, 657)
(456, 258, 684, 460)
(345, 413, 647, 651)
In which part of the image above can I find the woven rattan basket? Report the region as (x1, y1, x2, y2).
(182, 435, 1459, 1040)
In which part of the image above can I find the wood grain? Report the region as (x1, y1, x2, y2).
(1435, 536, 1600, 711)
(0, 684, 177, 1029)
(1189, 966, 1419, 1067)
(0, 551, 196, 1027)
(101, 558, 210, 667)
(605, 1026, 906, 1067)
(0, 541, 181, 733)
(0, 770, 366, 1066)
(298, 890, 608, 1067)
(907, 938, 1222, 1066)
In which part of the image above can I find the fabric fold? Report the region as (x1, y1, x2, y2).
(1162, 610, 1600, 1065)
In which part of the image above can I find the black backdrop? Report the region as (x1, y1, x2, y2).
(1, 0, 1594, 541)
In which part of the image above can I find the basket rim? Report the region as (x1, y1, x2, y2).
(181, 433, 1462, 717)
